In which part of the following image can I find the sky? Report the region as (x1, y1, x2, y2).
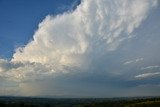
(0, 0, 80, 59)
(0, 0, 160, 98)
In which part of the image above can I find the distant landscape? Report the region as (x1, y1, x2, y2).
(0, 96, 160, 107)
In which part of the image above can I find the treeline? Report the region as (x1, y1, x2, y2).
(76, 98, 160, 107)
(0, 97, 160, 107)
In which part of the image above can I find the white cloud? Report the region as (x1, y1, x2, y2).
(0, 59, 9, 72)
(12, 0, 157, 65)
(135, 72, 160, 79)
(0, 0, 158, 96)
(124, 58, 143, 65)
(141, 65, 160, 70)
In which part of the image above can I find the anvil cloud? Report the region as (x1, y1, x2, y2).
(0, 0, 160, 97)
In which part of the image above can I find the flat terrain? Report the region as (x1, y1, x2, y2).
(0, 96, 160, 107)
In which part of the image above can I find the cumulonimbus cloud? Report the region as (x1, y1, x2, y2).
(0, 0, 158, 96)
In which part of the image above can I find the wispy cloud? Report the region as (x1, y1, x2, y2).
(135, 72, 160, 79)
(124, 58, 143, 65)
(141, 65, 160, 70)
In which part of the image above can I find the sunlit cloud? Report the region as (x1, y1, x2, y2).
(0, 0, 159, 97)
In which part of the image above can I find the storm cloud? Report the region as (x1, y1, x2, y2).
(0, 0, 160, 97)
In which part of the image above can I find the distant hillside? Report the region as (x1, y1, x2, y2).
(0, 96, 160, 107)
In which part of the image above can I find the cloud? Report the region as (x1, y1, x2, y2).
(0, 59, 10, 72)
(135, 72, 160, 79)
(141, 65, 160, 70)
(12, 0, 157, 64)
(124, 58, 144, 65)
(125, 84, 160, 97)
(0, 0, 159, 97)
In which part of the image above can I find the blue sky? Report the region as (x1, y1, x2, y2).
(0, 0, 80, 59)
(0, 0, 160, 97)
